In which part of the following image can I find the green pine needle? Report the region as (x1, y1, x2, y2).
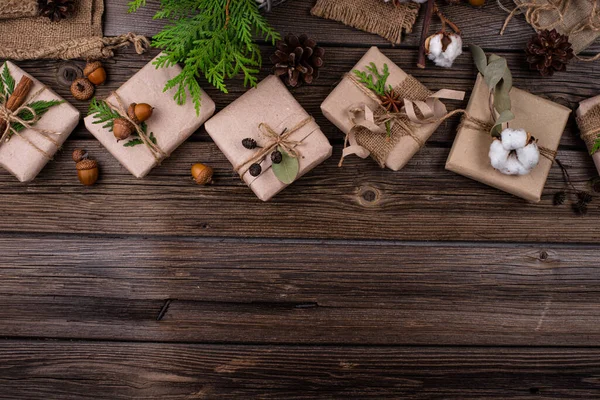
(88, 98, 122, 132)
(129, 0, 280, 115)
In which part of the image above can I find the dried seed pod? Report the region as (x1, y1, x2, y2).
(191, 163, 214, 185)
(249, 163, 262, 177)
(242, 138, 258, 149)
(72, 148, 88, 163)
(76, 159, 99, 186)
(113, 118, 135, 141)
(83, 61, 107, 85)
(70, 77, 94, 101)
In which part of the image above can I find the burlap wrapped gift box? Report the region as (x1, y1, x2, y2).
(205, 75, 332, 202)
(0, 61, 79, 182)
(446, 74, 571, 203)
(321, 46, 458, 171)
(576, 95, 600, 176)
(84, 55, 215, 178)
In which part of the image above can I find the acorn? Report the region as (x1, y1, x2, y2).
(83, 61, 107, 85)
(70, 77, 94, 101)
(127, 102, 154, 124)
(113, 117, 135, 141)
(72, 148, 88, 163)
(75, 159, 99, 186)
(191, 163, 214, 185)
(249, 163, 262, 177)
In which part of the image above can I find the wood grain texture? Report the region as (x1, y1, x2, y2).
(1, 236, 600, 345)
(1, 341, 600, 399)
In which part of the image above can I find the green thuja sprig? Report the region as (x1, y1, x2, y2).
(128, 0, 281, 115)
(352, 63, 393, 137)
(591, 135, 600, 156)
(87, 98, 156, 148)
(1, 64, 15, 97)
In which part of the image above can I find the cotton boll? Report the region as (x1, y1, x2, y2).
(489, 139, 509, 170)
(427, 33, 463, 68)
(516, 142, 540, 170)
(500, 154, 529, 175)
(500, 128, 528, 151)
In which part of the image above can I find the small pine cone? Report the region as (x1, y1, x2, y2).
(242, 138, 258, 149)
(38, 0, 75, 22)
(525, 29, 574, 77)
(270, 33, 324, 87)
(553, 191, 566, 206)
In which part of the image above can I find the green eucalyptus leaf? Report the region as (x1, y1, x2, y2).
(490, 110, 515, 137)
(501, 67, 512, 92)
(271, 147, 299, 184)
(493, 84, 511, 113)
(484, 58, 507, 91)
(469, 44, 487, 75)
(488, 54, 503, 63)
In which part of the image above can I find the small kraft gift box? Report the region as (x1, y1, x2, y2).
(0, 61, 79, 182)
(205, 75, 332, 201)
(576, 95, 600, 176)
(321, 46, 464, 171)
(84, 54, 216, 178)
(446, 47, 571, 203)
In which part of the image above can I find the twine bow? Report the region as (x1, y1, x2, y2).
(107, 92, 167, 163)
(236, 117, 313, 177)
(340, 72, 465, 166)
(0, 87, 62, 159)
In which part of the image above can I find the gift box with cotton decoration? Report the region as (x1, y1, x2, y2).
(446, 45, 571, 203)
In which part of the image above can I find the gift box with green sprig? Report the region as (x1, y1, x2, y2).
(205, 75, 332, 201)
(0, 61, 79, 182)
(84, 54, 215, 178)
(576, 95, 600, 178)
(445, 45, 571, 203)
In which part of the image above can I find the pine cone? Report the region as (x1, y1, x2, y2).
(525, 29, 574, 77)
(38, 0, 75, 22)
(270, 33, 324, 87)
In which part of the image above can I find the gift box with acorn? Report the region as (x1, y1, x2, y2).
(84, 54, 215, 178)
(321, 46, 464, 170)
(0, 61, 79, 182)
(205, 75, 332, 201)
(445, 46, 571, 203)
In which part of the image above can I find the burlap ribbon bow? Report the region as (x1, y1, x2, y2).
(236, 117, 313, 178)
(0, 86, 62, 159)
(340, 73, 465, 167)
(106, 92, 168, 163)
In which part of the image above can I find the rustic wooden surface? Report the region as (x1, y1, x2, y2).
(1, 0, 600, 398)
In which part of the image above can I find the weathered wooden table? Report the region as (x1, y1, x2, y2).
(2, 1, 600, 398)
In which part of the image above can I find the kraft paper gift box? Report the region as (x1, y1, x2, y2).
(205, 75, 332, 202)
(446, 74, 571, 203)
(84, 55, 216, 178)
(321, 46, 463, 171)
(576, 95, 600, 176)
(0, 61, 79, 182)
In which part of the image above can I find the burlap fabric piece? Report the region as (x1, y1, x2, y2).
(354, 76, 432, 167)
(513, 0, 600, 54)
(576, 102, 600, 153)
(0, 0, 37, 19)
(311, 0, 419, 45)
(0, 0, 135, 60)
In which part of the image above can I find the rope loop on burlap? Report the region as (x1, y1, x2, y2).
(0, 87, 62, 159)
(101, 33, 151, 57)
(235, 117, 313, 178)
(106, 92, 167, 163)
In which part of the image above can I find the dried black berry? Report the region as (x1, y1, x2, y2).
(242, 138, 258, 149)
(271, 150, 283, 164)
(249, 163, 262, 177)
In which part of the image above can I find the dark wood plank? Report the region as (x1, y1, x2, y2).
(1, 236, 600, 345)
(0, 139, 595, 242)
(1, 341, 599, 399)
(103, 0, 600, 53)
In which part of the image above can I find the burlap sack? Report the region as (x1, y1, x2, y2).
(0, 0, 148, 60)
(0, 0, 37, 19)
(311, 0, 419, 45)
(512, 0, 600, 54)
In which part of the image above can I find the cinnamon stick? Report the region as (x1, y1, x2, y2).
(417, 0, 435, 69)
(0, 76, 33, 134)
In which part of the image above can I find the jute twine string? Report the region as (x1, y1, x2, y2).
(0, 87, 62, 159)
(100, 33, 151, 57)
(576, 102, 600, 153)
(499, 0, 600, 61)
(107, 92, 167, 163)
(235, 117, 313, 178)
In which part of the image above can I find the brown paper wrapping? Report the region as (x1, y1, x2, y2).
(0, 61, 79, 182)
(321, 46, 443, 171)
(205, 75, 332, 202)
(576, 96, 600, 176)
(446, 74, 570, 203)
(84, 54, 215, 178)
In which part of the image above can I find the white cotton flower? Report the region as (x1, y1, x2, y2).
(426, 33, 463, 68)
(488, 128, 540, 176)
